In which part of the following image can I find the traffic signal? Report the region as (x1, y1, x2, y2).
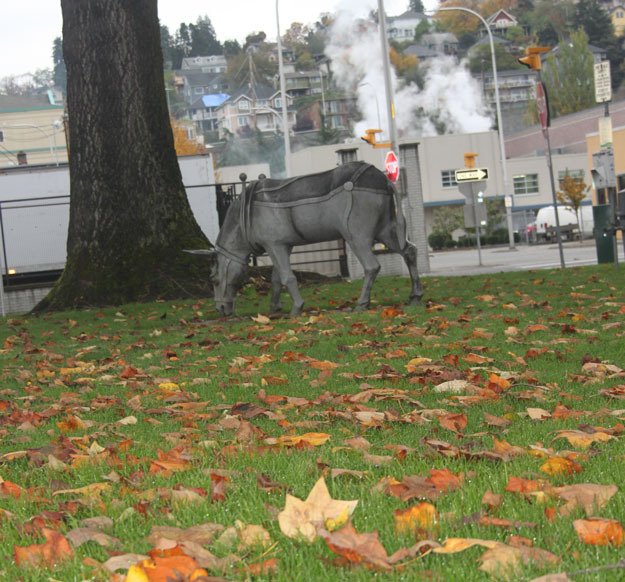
(518, 46, 550, 70)
(361, 128, 391, 149)
(361, 128, 382, 145)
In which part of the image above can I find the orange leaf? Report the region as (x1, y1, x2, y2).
(394, 502, 437, 534)
(463, 353, 494, 364)
(127, 555, 207, 582)
(426, 468, 463, 492)
(319, 522, 392, 570)
(505, 476, 548, 494)
(14, 527, 74, 568)
(438, 413, 467, 433)
(0, 480, 25, 499)
(309, 360, 339, 370)
(540, 457, 582, 476)
(573, 518, 624, 546)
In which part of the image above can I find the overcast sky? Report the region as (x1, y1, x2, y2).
(1, 0, 439, 80)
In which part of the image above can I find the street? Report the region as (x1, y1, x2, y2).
(426, 239, 625, 277)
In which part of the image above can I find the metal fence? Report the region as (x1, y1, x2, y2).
(0, 180, 347, 288)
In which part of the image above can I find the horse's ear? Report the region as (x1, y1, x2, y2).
(183, 249, 216, 257)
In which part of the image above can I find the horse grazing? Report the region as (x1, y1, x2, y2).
(202, 162, 423, 316)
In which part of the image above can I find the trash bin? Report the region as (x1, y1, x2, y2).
(593, 204, 615, 264)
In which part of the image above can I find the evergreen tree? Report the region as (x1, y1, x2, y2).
(409, 0, 425, 13)
(52, 37, 67, 91)
(189, 16, 222, 56)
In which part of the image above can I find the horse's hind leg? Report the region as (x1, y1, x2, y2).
(269, 265, 283, 313)
(267, 246, 304, 316)
(348, 239, 381, 310)
(378, 233, 423, 305)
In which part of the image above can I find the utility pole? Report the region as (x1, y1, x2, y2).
(377, 0, 399, 153)
(518, 46, 566, 269)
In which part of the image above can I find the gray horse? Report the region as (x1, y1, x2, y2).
(196, 162, 423, 316)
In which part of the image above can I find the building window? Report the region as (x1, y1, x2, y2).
(238, 100, 249, 111)
(237, 116, 249, 127)
(441, 169, 458, 188)
(274, 97, 282, 109)
(194, 87, 204, 94)
(513, 173, 539, 195)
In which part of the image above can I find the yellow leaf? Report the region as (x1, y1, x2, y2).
(275, 433, 331, 447)
(124, 563, 150, 582)
(158, 382, 180, 392)
(540, 457, 582, 476)
(394, 502, 437, 534)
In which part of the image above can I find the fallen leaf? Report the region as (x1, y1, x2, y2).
(14, 528, 74, 568)
(394, 502, 437, 534)
(319, 522, 393, 570)
(540, 457, 582, 476)
(277, 477, 358, 542)
(552, 429, 613, 449)
(552, 483, 618, 516)
(573, 518, 624, 546)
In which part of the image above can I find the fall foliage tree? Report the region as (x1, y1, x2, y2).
(557, 170, 590, 238)
(37, 0, 212, 311)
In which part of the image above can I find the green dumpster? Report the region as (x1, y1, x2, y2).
(593, 204, 615, 264)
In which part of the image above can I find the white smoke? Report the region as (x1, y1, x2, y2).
(323, 3, 492, 139)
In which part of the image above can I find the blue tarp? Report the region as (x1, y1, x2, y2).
(202, 93, 230, 108)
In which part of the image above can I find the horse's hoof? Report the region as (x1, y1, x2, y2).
(270, 305, 283, 314)
(354, 304, 369, 312)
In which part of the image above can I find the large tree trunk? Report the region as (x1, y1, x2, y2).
(36, 0, 212, 311)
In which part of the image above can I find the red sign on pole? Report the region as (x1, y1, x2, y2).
(536, 81, 549, 135)
(385, 150, 399, 183)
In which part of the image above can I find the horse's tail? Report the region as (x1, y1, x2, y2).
(389, 180, 408, 249)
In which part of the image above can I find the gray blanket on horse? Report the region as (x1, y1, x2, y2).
(251, 162, 391, 205)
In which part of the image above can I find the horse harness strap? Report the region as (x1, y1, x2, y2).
(214, 243, 248, 267)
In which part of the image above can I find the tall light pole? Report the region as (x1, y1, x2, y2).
(437, 7, 514, 249)
(276, 0, 292, 177)
(377, 0, 399, 153)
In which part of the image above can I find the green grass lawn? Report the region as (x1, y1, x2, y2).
(1, 264, 625, 581)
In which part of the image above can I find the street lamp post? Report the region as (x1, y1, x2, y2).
(437, 7, 515, 249)
(377, 0, 399, 153)
(276, 0, 292, 177)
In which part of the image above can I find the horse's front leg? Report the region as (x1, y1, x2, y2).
(267, 245, 304, 316)
(347, 239, 380, 311)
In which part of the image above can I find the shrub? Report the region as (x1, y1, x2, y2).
(428, 231, 453, 250)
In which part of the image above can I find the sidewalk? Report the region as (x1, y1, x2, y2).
(425, 240, 624, 277)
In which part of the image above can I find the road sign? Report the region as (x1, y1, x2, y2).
(455, 167, 488, 182)
(385, 150, 399, 183)
(594, 61, 612, 103)
(536, 81, 549, 132)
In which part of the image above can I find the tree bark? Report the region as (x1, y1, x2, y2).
(36, 0, 212, 311)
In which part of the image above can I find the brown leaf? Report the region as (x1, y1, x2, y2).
(552, 483, 618, 516)
(14, 527, 74, 568)
(552, 429, 613, 449)
(147, 523, 224, 546)
(66, 526, 119, 548)
(319, 522, 392, 570)
(438, 413, 467, 433)
(426, 468, 463, 492)
(573, 518, 624, 546)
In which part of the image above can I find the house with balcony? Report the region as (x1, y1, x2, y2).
(418, 33, 459, 56)
(217, 83, 295, 138)
(386, 10, 426, 42)
(181, 55, 227, 74)
(485, 9, 518, 35)
(479, 69, 538, 132)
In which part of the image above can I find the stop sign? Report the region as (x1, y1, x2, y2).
(385, 150, 399, 183)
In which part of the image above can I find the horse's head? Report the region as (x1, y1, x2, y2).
(212, 250, 249, 317)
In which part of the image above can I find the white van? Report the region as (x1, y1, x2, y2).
(535, 205, 594, 241)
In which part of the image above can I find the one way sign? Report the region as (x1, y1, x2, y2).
(455, 167, 488, 182)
